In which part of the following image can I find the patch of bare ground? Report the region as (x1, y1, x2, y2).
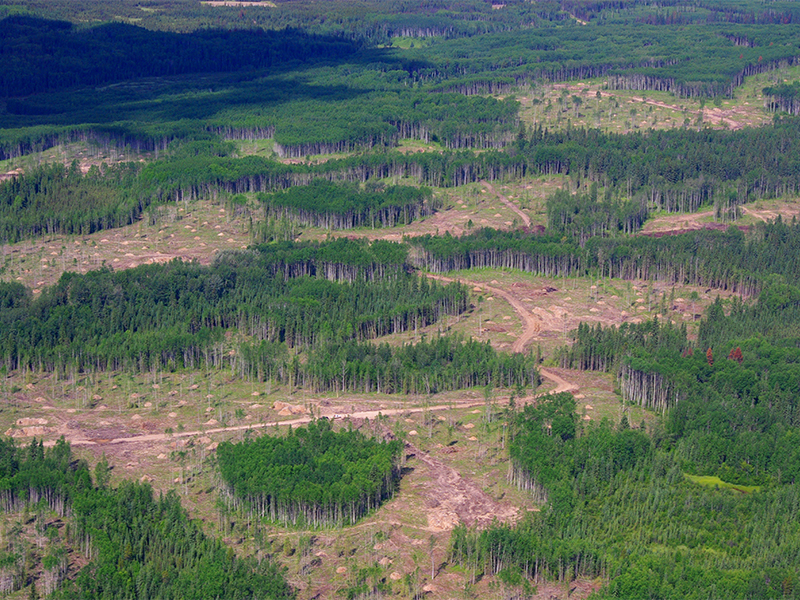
(403, 437, 519, 530)
(640, 200, 800, 236)
(302, 178, 560, 244)
(519, 74, 773, 134)
(0, 200, 250, 292)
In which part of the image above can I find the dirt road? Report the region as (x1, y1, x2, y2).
(62, 399, 490, 448)
(482, 181, 532, 228)
(426, 273, 541, 353)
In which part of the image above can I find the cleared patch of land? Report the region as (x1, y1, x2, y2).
(0, 200, 250, 292)
(640, 197, 800, 236)
(516, 64, 799, 135)
(684, 474, 761, 494)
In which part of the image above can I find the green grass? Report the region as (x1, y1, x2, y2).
(684, 474, 761, 494)
(388, 37, 431, 50)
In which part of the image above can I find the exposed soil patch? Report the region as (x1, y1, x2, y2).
(404, 438, 519, 530)
(640, 202, 800, 237)
(1, 202, 249, 292)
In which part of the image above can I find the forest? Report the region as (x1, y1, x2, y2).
(0, 437, 295, 599)
(448, 281, 800, 599)
(2, 0, 800, 597)
(217, 418, 402, 527)
(257, 181, 437, 229)
(0, 240, 469, 373)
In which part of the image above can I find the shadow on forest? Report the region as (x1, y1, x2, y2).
(0, 15, 431, 128)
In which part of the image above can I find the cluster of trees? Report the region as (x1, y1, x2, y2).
(411, 219, 800, 295)
(507, 393, 651, 505)
(0, 437, 87, 516)
(0, 242, 467, 373)
(558, 318, 689, 374)
(0, 160, 142, 241)
(559, 284, 800, 483)
(0, 235, 539, 393)
(450, 388, 800, 598)
(257, 180, 437, 229)
(763, 82, 800, 115)
(0, 437, 294, 599)
(65, 483, 295, 599)
(244, 238, 410, 282)
(269, 90, 520, 156)
(217, 419, 402, 527)
(300, 335, 540, 394)
(546, 185, 649, 244)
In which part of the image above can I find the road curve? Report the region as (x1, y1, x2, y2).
(426, 273, 540, 353)
(425, 273, 579, 395)
(482, 181, 532, 228)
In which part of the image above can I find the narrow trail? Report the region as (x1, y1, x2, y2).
(482, 181, 532, 228)
(538, 368, 579, 394)
(426, 273, 540, 353)
(62, 401, 490, 447)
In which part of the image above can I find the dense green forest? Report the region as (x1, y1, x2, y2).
(451, 401, 800, 599)
(0, 239, 467, 374)
(0, 160, 142, 241)
(257, 181, 437, 229)
(0, 437, 295, 599)
(218, 418, 402, 527)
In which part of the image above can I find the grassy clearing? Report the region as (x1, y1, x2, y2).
(684, 474, 761, 494)
(0, 141, 149, 176)
(0, 198, 252, 291)
(233, 138, 276, 158)
(514, 62, 800, 134)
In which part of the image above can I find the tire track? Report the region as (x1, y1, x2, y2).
(482, 181, 531, 228)
(426, 273, 540, 353)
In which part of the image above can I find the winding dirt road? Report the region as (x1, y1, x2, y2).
(54, 269, 578, 450)
(482, 181, 532, 228)
(425, 273, 579, 396)
(426, 273, 540, 353)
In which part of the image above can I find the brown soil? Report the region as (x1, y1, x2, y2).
(640, 203, 800, 237)
(2, 202, 249, 292)
(404, 438, 519, 529)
